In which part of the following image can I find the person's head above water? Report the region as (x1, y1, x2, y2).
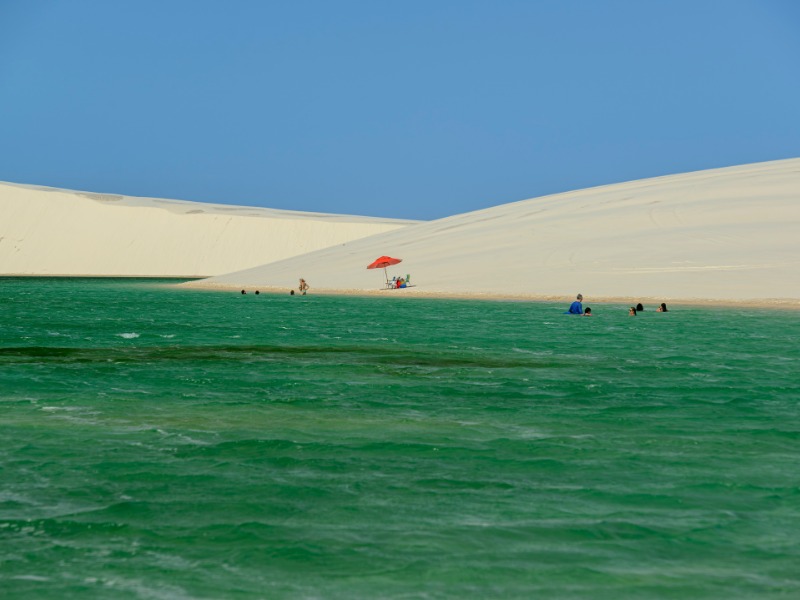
(658, 302, 668, 312)
(577, 294, 583, 301)
(290, 290, 295, 295)
(241, 290, 246, 295)
(636, 303, 644, 311)
(629, 306, 637, 316)
(584, 307, 592, 316)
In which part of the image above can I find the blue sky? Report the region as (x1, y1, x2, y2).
(1, 1, 799, 219)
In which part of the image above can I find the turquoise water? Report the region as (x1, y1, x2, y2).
(2, 278, 799, 599)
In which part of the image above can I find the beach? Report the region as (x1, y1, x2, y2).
(186, 159, 800, 307)
(3, 159, 798, 306)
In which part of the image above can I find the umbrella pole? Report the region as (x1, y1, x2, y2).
(384, 267, 389, 286)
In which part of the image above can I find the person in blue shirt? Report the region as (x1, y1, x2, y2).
(567, 294, 584, 314)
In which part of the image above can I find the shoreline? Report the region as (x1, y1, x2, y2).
(179, 281, 800, 310)
(4, 276, 796, 309)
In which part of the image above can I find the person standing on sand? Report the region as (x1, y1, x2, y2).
(567, 294, 584, 314)
(299, 279, 309, 295)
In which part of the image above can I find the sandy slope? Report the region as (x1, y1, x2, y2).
(0, 182, 416, 277)
(190, 159, 800, 305)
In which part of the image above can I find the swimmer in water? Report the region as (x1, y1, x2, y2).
(567, 294, 584, 314)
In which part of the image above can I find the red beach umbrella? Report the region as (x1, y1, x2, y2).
(367, 255, 402, 286)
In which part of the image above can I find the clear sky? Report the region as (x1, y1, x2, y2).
(1, 1, 799, 220)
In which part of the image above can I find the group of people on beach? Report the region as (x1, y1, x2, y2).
(240, 278, 310, 297)
(567, 294, 668, 316)
(390, 276, 409, 289)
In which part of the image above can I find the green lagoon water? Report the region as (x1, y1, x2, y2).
(2, 277, 799, 599)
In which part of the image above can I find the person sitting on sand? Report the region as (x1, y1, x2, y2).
(567, 294, 584, 314)
(299, 278, 309, 295)
(636, 303, 644, 312)
(584, 307, 592, 316)
(657, 302, 668, 312)
(629, 306, 637, 316)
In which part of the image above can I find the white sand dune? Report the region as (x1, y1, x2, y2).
(191, 159, 800, 305)
(0, 182, 416, 277)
